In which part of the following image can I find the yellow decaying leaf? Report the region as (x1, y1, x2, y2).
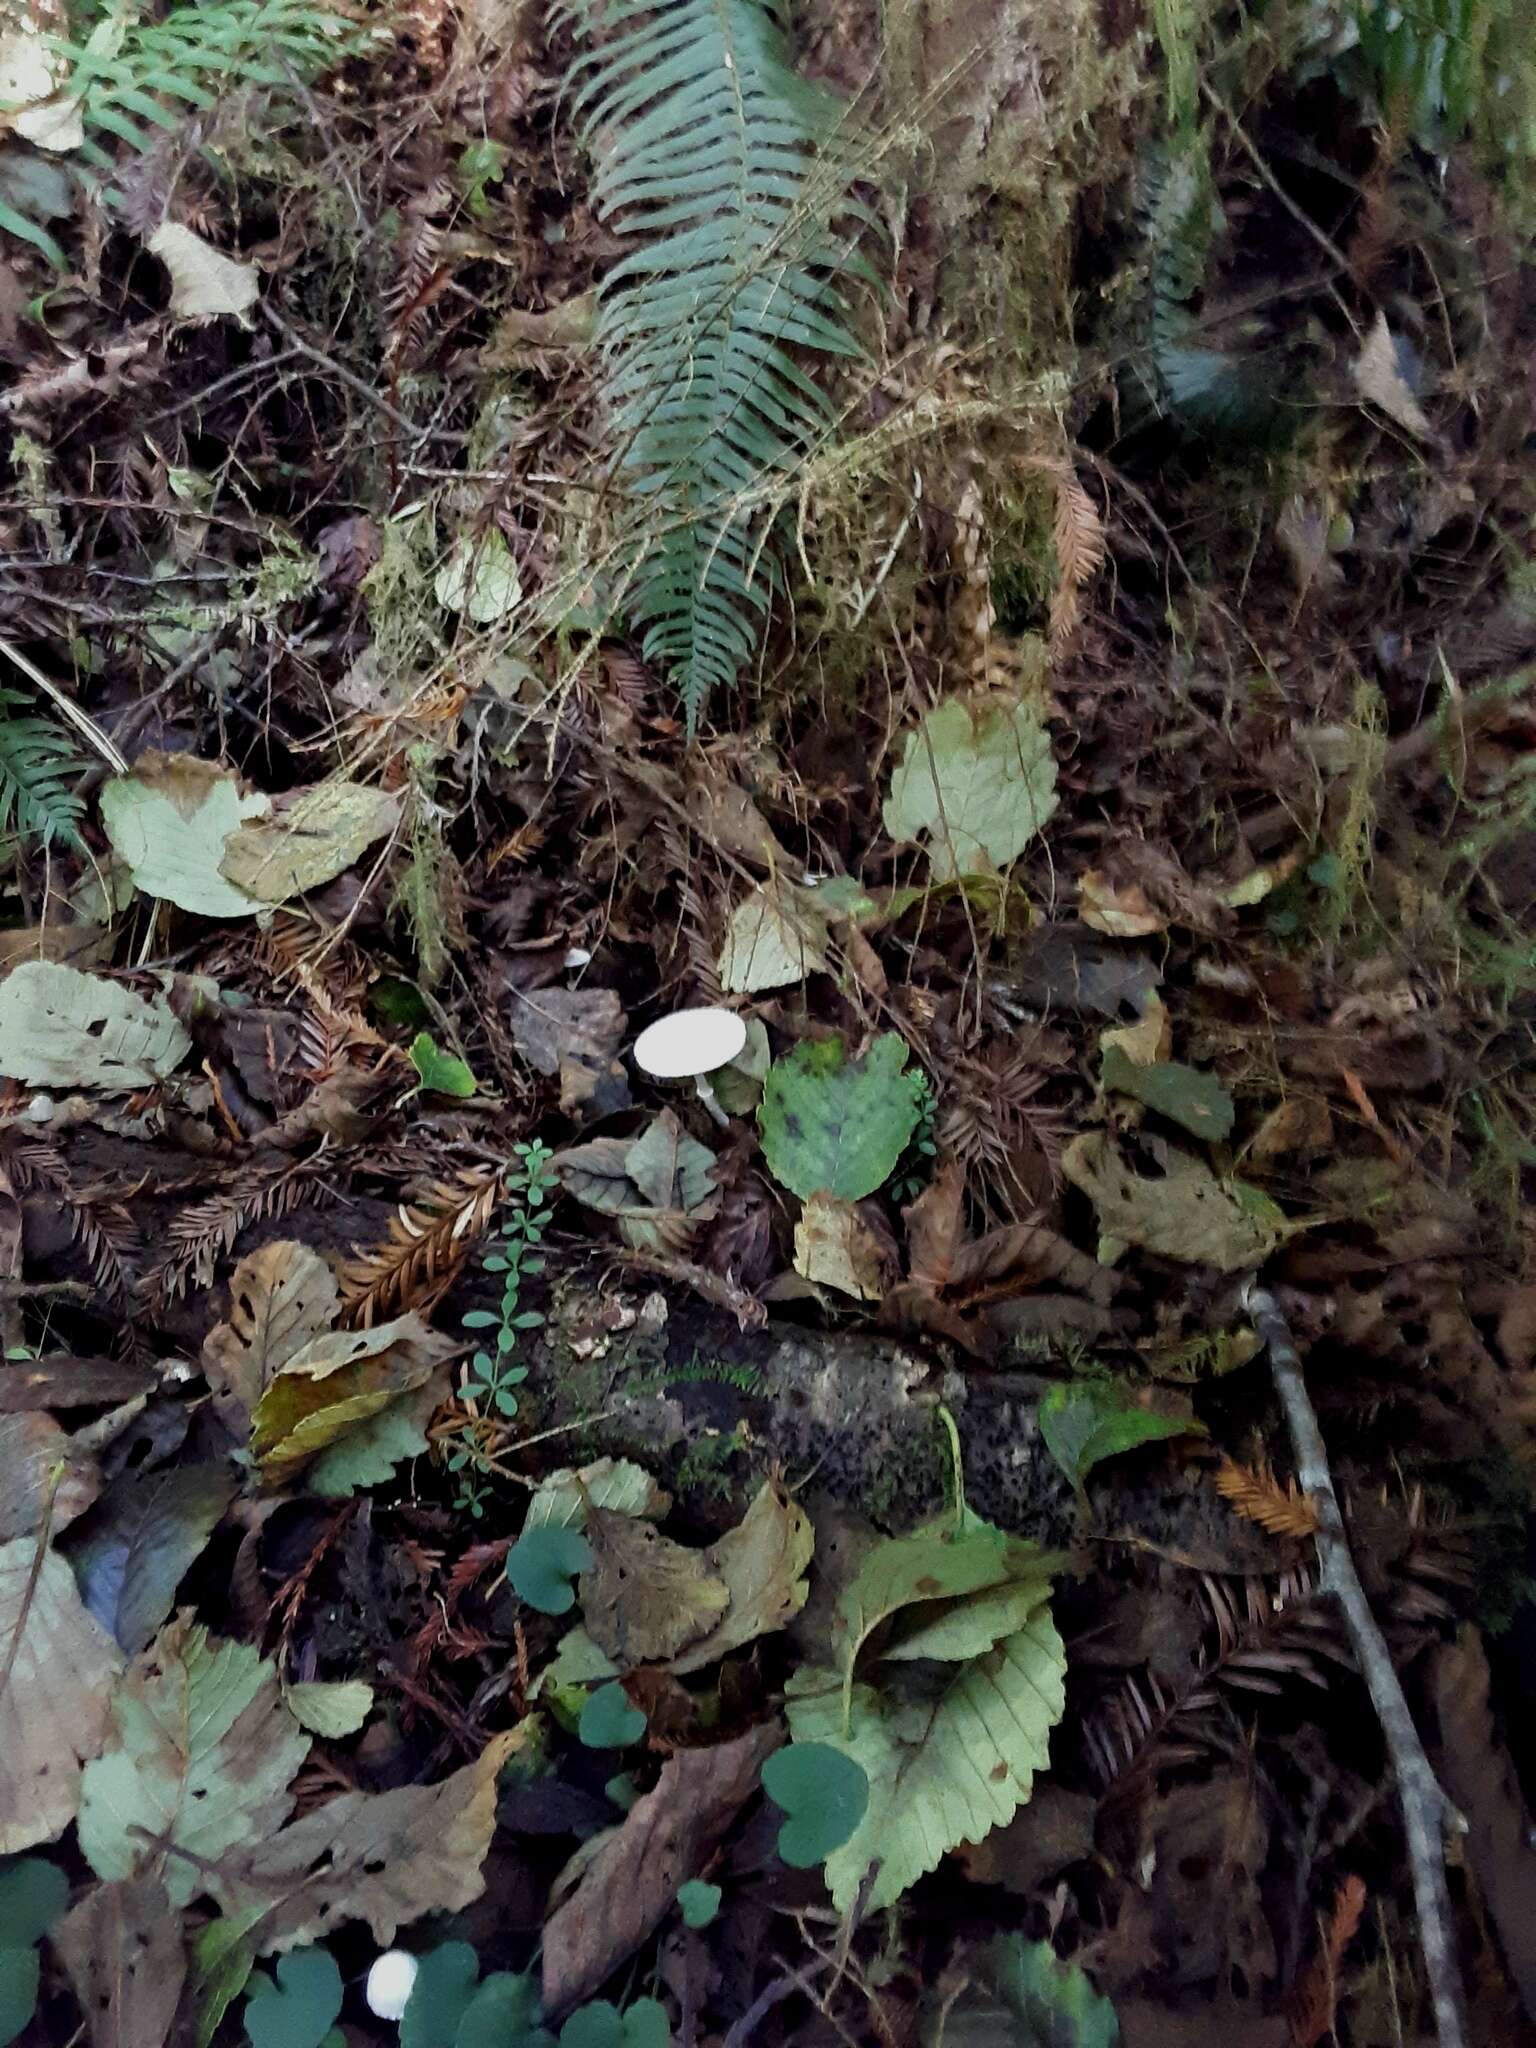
(1078, 868, 1166, 937)
(1062, 1131, 1286, 1272)
(792, 1190, 889, 1301)
(1100, 993, 1171, 1068)
(219, 781, 401, 901)
(250, 1315, 456, 1489)
(201, 1240, 340, 1439)
(1352, 311, 1435, 444)
(147, 223, 260, 324)
(580, 1507, 731, 1664)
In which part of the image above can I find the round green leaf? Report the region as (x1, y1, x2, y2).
(402, 1942, 481, 2048)
(579, 1681, 646, 1750)
(0, 1947, 40, 2048)
(676, 1879, 721, 1929)
(762, 1744, 869, 1868)
(560, 2004, 624, 2048)
(243, 1948, 343, 2048)
(507, 1527, 594, 1615)
(409, 1032, 478, 1098)
(454, 1970, 552, 2048)
(0, 1857, 69, 1944)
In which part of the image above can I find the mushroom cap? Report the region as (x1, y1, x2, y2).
(633, 1006, 748, 1079)
(365, 1951, 420, 2022)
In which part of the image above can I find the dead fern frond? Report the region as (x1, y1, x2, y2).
(940, 1044, 1069, 1218)
(658, 817, 723, 1004)
(1, 1137, 137, 1306)
(337, 1169, 500, 1326)
(386, 176, 454, 367)
(1216, 1455, 1321, 1540)
(1288, 1873, 1367, 2048)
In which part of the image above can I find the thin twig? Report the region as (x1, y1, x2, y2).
(1245, 1284, 1468, 2048)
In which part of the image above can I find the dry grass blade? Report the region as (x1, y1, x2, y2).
(1289, 1872, 1368, 2047)
(1216, 1455, 1321, 1539)
(337, 1169, 500, 1326)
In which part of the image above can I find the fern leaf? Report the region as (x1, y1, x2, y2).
(337, 1170, 500, 1326)
(565, 0, 866, 731)
(0, 694, 87, 851)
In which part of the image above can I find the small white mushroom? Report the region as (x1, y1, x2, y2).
(633, 1007, 748, 1127)
(365, 1950, 420, 2022)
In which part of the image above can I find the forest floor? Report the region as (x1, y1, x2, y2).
(0, 2, 1534, 2046)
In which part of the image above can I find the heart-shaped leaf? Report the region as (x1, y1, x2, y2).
(243, 1947, 343, 2048)
(507, 1527, 594, 1615)
(0, 1858, 69, 1945)
(559, 2000, 670, 2048)
(1039, 1382, 1198, 1499)
(410, 1032, 478, 1098)
(676, 1879, 720, 1929)
(579, 1682, 646, 1750)
(454, 1970, 552, 2048)
(401, 1941, 481, 2048)
(761, 1744, 869, 1868)
(0, 1948, 41, 2048)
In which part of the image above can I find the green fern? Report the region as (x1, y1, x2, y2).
(0, 693, 87, 852)
(564, 0, 866, 731)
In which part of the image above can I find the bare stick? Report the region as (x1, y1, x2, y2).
(1245, 1284, 1469, 2048)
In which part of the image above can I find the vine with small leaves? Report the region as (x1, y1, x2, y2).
(446, 1138, 556, 1518)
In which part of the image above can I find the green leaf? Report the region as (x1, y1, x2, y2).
(77, 1617, 310, 1906)
(579, 1681, 646, 1750)
(883, 695, 1058, 881)
(306, 1384, 438, 1498)
(761, 1743, 869, 1869)
(1062, 1133, 1286, 1272)
(0, 1946, 40, 2048)
(0, 1856, 69, 1944)
(1099, 1047, 1234, 1142)
(676, 1878, 721, 1928)
(828, 1519, 1014, 1699)
(401, 1941, 481, 2048)
(560, 2000, 671, 2048)
(191, 1909, 262, 2048)
(243, 1948, 343, 2048)
(523, 1458, 664, 1533)
(454, 1970, 552, 2048)
(99, 752, 267, 918)
(1038, 1383, 1196, 1499)
(69, 1462, 236, 1655)
(284, 1680, 374, 1737)
(507, 1526, 594, 1614)
(932, 1935, 1119, 2048)
(758, 1033, 923, 1201)
(409, 1031, 478, 1097)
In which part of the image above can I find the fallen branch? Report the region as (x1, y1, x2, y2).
(1245, 1284, 1468, 2048)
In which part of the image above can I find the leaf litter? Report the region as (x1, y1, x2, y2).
(0, 7, 1533, 2048)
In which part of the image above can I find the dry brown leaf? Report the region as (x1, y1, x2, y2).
(580, 1507, 731, 1665)
(542, 1726, 781, 2014)
(1352, 310, 1435, 443)
(1250, 1097, 1335, 1160)
(0, 1537, 123, 1853)
(1079, 869, 1166, 938)
(201, 1240, 338, 1438)
(208, 1726, 523, 1950)
(904, 1160, 965, 1291)
(792, 1191, 892, 1301)
(53, 1876, 185, 2048)
(948, 1220, 1117, 1307)
(668, 1481, 814, 1675)
(1214, 1456, 1319, 1540)
(508, 985, 625, 1077)
(0, 1409, 100, 1539)
(0, 1356, 156, 1413)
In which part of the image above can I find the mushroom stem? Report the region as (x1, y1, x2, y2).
(694, 1075, 731, 1127)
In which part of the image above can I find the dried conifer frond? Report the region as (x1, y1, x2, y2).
(1289, 1873, 1367, 2048)
(658, 818, 723, 1004)
(386, 176, 455, 367)
(1016, 451, 1106, 646)
(1, 1137, 136, 1305)
(148, 1159, 336, 1304)
(940, 1044, 1069, 1219)
(337, 1169, 499, 1326)
(1216, 1455, 1321, 1540)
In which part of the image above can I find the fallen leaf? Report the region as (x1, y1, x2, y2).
(0, 1409, 99, 1539)
(1352, 309, 1435, 443)
(542, 1726, 781, 2015)
(1249, 1096, 1333, 1159)
(1039, 1381, 1197, 1499)
(0, 20, 83, 150)
(903, 1160, 966, 1290)
(69, 1463, 237, 1654)
(1100, 993, 1172, 1066)
(52, 1876, 184, 2048)
(1100, 1047, 1235, 1142)
(201, 1242, 340, 1440)
(208, 1727, 523, 1950)
(100, 754, 267, 919)
(0, 1537, 123, 1854)
(1062, 1132, 1285, 1271)
(250, 1314, 455, 1490)
(509, 986, 625, 1078)
(284, 1679, 374, 1737)
(77, 1616, 310, 1906)
(792, 1191, 890, 1301)
(1078, 869, 1166, 937)
(625, 1111, 717, 1215)
(759, 1032, 924, 1202)
(0, 1357, 156, 1413)
(148, 222, 259, 323)
(668, 1482, 814, 1675)
(0, 962, 191, 1088)
(717, 884, 831, 993)
(218, 782, 400, 902)
(1008, 923, 1161, 1019)
(579, 1508, 731, 1665)
(434, 530, 523, 622)
(883, 694, 1058, 881)
(937, 1935, 1118, 2048)
(524, 1459, 670, 1532)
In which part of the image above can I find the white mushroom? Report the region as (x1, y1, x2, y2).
(365, 1950, 420, 2022)
(633, 1007, 748, 1126)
